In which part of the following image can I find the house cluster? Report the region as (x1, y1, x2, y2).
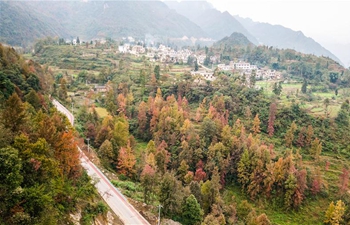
(195, 54, 220, 65)
(190, 70, 215, 81)
(118, 44, 146, 55)
(217, 61, 281, 80)
(147, 45, 193, 63)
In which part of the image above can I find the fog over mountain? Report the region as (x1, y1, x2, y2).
(165, 0, 343, 65)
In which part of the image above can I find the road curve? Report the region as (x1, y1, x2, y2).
(52, 99, 150, 225)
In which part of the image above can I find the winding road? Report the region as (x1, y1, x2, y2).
(52, 99, 150, 225)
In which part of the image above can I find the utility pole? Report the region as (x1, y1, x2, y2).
(71, 102, 74, 115)
(157, 204, 162, 225)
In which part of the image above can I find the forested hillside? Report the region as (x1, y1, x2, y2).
(29, 40, 350, 224)
(0, 44, 107, 224)
(0, 1, 207, 47)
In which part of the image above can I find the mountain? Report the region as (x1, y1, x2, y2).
(0, 1, 68, 46)
(165, 1, 341, 64)
(0, 1, 208, 46)
(165, 1, 258, 44)
(235, 16, 342, 64)
(164, 0, 215, 22)
(213, 32, 254, 48)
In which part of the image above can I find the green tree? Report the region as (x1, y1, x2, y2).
(250, 70, 257, 88)
(158, 172, 185, 217)
(181, 194, 203, 225)
(98, 140, 114, 164)
(301, 79, 307, 94)
(200, 117, 218, 147)
(112, 117, 129, 149)
(154, 65, 160, 80)
(25, 89, 41, 110)
(194, 60, 199, 71)
(272, 82, 282, 95)
(105, 81, 117, 115)
(0, 147, 23, 221)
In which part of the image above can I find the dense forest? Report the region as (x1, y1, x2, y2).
(37, 39, 350, 224)
(0, 44, 108, 225)
(3, 37, 350, 224)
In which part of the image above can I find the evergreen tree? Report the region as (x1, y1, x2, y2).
(194, 60, 199, 71)
(181, 194, 203, 225)
(154, 65, 160, 80)
(301, 79, 307, 94)
(268, 103, 277, 137)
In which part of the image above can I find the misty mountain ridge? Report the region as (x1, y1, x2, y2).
(0, 0, 208, 46)
(165, 0, 342, 65)
(165, 1, 259, 45)
(234, 16, 342, 65)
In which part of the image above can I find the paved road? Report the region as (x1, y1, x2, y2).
(52, 99, 150, 225)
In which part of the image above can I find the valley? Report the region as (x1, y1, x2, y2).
(1, 1, 350, 224)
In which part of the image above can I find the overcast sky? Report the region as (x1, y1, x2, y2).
(205, 0, 350, 66)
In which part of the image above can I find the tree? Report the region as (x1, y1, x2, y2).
(324, 200, 345, 225)
(154, 65, 160, 80)
(238, 149, 251, 189)
(301, 79, 307, 94)
(98, 140, 114, 164)
(54, 130, 81, 179)
(194, 60, 199, 71)
(201, 167, 221, 214)
(58, 78, 68, 100)
(305, 125, 314, 147)
(285, 121, 297, 148)
(25, 89, 41, 110)
(249, 70, 257, 88)
(140, 164, 156, 204)
(1, 92, 26, 133)
(137, 101, 149, 139)
(181, 194, 203, 225)
(200, 117, 218, 147)
(338, 168, 349, 195)
(335, 101, 350, 127)
(0, 147, 23, 221)
(256, 213, 272, 225)
(159, 172, 185, 217)
(268, 103, 277, 137)
(117, 142, 136, 178)
(0, 146, 22, 195)
(117, 93, 127, 114)
(272, 82, 282, 95)
(310, 138, 322, 161)
(311, 167, 322, 195)
(251, 114, 261, 135)
(112, 117, 129, 148)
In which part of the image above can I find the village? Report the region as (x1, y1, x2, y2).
(69, 36, 282, 84)
(116, 39, 281, 82)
